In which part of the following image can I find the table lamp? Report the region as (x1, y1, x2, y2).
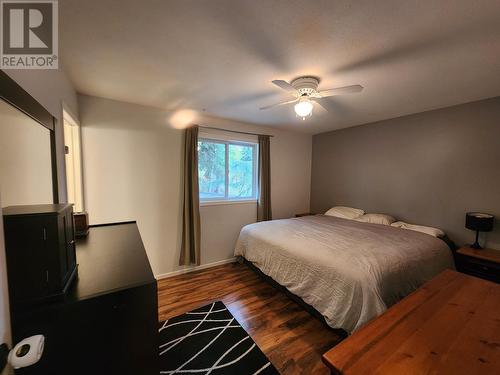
(465, 212, 494, 249)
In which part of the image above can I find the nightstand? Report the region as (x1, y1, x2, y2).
(454, 246, 500, 283)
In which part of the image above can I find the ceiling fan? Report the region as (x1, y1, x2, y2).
(260, 76, 363, 120)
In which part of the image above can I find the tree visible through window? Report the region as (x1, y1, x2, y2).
(198, 138, 257, 201)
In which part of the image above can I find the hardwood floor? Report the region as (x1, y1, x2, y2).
(157, 262, 345, 374)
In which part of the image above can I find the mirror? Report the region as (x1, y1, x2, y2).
(0, 99, 54, 207)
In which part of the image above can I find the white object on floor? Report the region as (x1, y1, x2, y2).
(8, 335, 44, 369)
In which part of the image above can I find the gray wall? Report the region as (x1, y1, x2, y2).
(311, 97, 500, 248)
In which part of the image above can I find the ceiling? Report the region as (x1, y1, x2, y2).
(59, 0, 500, 134)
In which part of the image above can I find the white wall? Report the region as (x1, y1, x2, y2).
(4, 69, 79, 203)
(79, 94, 312, 276)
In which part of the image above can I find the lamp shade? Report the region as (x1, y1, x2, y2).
(294, 99, 313, 118)
(465, 212, 494, 232)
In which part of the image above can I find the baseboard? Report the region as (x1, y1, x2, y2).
(155, 257, 237, 280)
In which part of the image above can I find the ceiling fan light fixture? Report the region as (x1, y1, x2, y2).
(294, 98, 313, 119)
(261, 76, 363, 119)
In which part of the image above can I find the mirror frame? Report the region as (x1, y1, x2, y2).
(0, 70, 59, 203)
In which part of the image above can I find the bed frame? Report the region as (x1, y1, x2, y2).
(239, 256, 348, 339)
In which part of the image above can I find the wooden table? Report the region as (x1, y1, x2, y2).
(322, 270, 500, 374)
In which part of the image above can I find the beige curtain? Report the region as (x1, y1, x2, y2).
(179, 125, 201, 265)
(257, 135, 272, 221)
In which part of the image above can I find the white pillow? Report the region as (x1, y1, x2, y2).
(355, 213, 396, 226)
(324, 206, 364, 220)
(391, 221, 445, 238)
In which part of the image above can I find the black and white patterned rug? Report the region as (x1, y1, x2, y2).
(159, 301, 279, 374)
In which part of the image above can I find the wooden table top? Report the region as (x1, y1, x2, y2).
(457, 246, 500, 264)
(322, 270, 500, 375)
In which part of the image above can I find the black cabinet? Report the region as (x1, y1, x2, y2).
(454, 247, 500, 283)
(11, 222, 158, 375)
(3, 204, 77, 306)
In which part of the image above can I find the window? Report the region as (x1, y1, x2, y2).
(63, 108, 84, 212)
(198, 138, 258, 202)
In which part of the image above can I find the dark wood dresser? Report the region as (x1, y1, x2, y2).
(12, 222, 158, 375)
(454, 246, 500, 283)
(3, 204, 77, 306)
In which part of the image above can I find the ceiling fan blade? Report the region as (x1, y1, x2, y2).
(272, 80, 297, 93)
(317, 84, 364, 98)
(259, 97, 299, 110)
(311, 98, 330, 112)
(312, 97, 352, 116)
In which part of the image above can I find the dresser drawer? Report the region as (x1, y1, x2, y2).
(456, 255, 500, 283)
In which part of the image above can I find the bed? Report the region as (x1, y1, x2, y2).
(234, 214, 454, 332)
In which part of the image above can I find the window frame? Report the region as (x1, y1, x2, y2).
(198, 136, 258, 205)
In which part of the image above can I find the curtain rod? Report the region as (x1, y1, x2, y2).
(198, 125, 274, 138)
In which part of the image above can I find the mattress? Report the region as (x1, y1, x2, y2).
(234, 215, 454, 332)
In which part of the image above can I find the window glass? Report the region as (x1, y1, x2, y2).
(198, 138, 257, 202)
(198, 140, 226, 200)
(228, 143, 254, 199)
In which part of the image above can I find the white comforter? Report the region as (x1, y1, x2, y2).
(234, 215, 454, 332)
